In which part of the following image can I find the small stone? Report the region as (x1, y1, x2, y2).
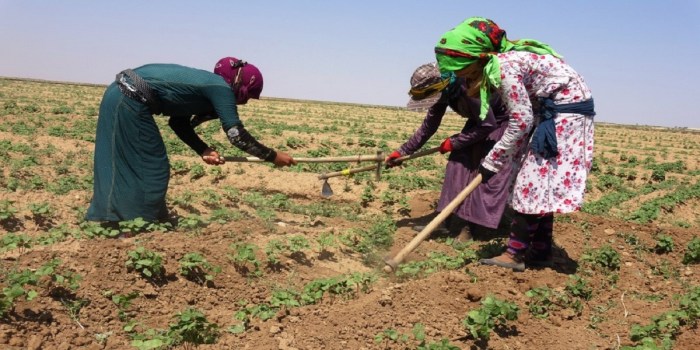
(270, 325, 282, 334)
(378, 293, 393, 307)
(604, 228, 615, 235)
(276, 222, 287, 227)
(466, 288, 483, 302)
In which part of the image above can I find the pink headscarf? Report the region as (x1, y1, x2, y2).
(214, 57, 264, 102)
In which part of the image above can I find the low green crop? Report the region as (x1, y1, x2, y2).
(126, 247, 165, 281)
(462, 296, 519, 341)
(682, 236, 700, 265)
(229, 243, 262, 277)
(581, 245, 621, 271)
(654, 234, 674, 254)
(179, 253, 221, 285)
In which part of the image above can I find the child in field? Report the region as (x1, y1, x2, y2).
(434, 17, 595, 271)
(87, 57, 296, 223)
(385, 62, 512, 240)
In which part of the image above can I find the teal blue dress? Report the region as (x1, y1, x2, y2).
(87, 64, 241, 222)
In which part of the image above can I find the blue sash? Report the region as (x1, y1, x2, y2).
(530, 98, 595, 158)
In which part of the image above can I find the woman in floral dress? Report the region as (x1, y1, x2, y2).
(434, 17, 596, 271)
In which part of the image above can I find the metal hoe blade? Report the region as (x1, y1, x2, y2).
(321, 179, 334, 198)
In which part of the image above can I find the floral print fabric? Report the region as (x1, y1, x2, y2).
(483, 51, 595, 214)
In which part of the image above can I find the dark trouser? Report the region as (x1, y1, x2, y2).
(86, 83, 169, 222)
(506, 212, 554, 258)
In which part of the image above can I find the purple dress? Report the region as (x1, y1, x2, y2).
(399, 81, 511, 229)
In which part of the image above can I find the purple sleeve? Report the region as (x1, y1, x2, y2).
(398, 102, 448, 155)
(450, 96, 498, 150)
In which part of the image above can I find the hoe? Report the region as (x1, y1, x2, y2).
(317, 147, 440, 198)
(382, 174, 482, 273)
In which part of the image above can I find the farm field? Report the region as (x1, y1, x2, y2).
(0, 77, 699, 350)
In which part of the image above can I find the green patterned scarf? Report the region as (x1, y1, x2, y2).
(435, 17, 561, 119)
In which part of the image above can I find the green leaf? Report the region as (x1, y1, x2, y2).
(228, 324, 246, 334)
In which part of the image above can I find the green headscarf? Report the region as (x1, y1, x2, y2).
(435, 17, 561, 120)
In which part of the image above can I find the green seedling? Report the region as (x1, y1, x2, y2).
(179, 253, 221, 285)
(208, 166, 225, 183)
(374, 323, 460, 350)
(625, 286, 700, 349)
(130, 308, 220, 349)
(209, 208, 243, 224)
(229, 300, 278, 334)
(0, 200, 17, 221)
(106, 290, 140, 321)
(270, 289, 302, 309)
(29, 202, 54, 223)
(682, 236, 700, 265)
(229, 243, 262, 277)
(565, 275, 593, 301)
(177, 214, 209, 232)
(264, 239, 285, 266)
(1, 233, 33, 253)
(360, 184, 375, 207)
(126, 247, 165, 281)
(288, 235, 311, 254)
(1, 259, 81, 317)
(581, 244, 621, 271)
(654, 234, 674, 254)
(316, 232, 337, 253)
(189, 164, 206, 180)
(526, 287, 555, 319)
(463, 296, 519, 341)
(167, 308, 219, 345)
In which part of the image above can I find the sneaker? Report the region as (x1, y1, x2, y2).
(479, 252, 526, 272)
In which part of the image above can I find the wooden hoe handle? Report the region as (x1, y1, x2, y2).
(223, 155, 383, 163)
(317, 164, 378, 180)
(317, 147, 440, 180)
(396, 146, 440, 163)
(383, 173, 483, 273)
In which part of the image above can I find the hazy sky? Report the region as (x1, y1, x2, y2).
(1, 1, 698, 128)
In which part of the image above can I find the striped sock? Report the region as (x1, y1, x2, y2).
(506, 213, 540, 256)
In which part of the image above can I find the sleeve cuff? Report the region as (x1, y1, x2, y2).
(264, 150, 277, 162)
(482, 161, 499, 173)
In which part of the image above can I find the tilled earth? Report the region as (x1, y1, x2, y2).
(1, 180, 698, 349)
